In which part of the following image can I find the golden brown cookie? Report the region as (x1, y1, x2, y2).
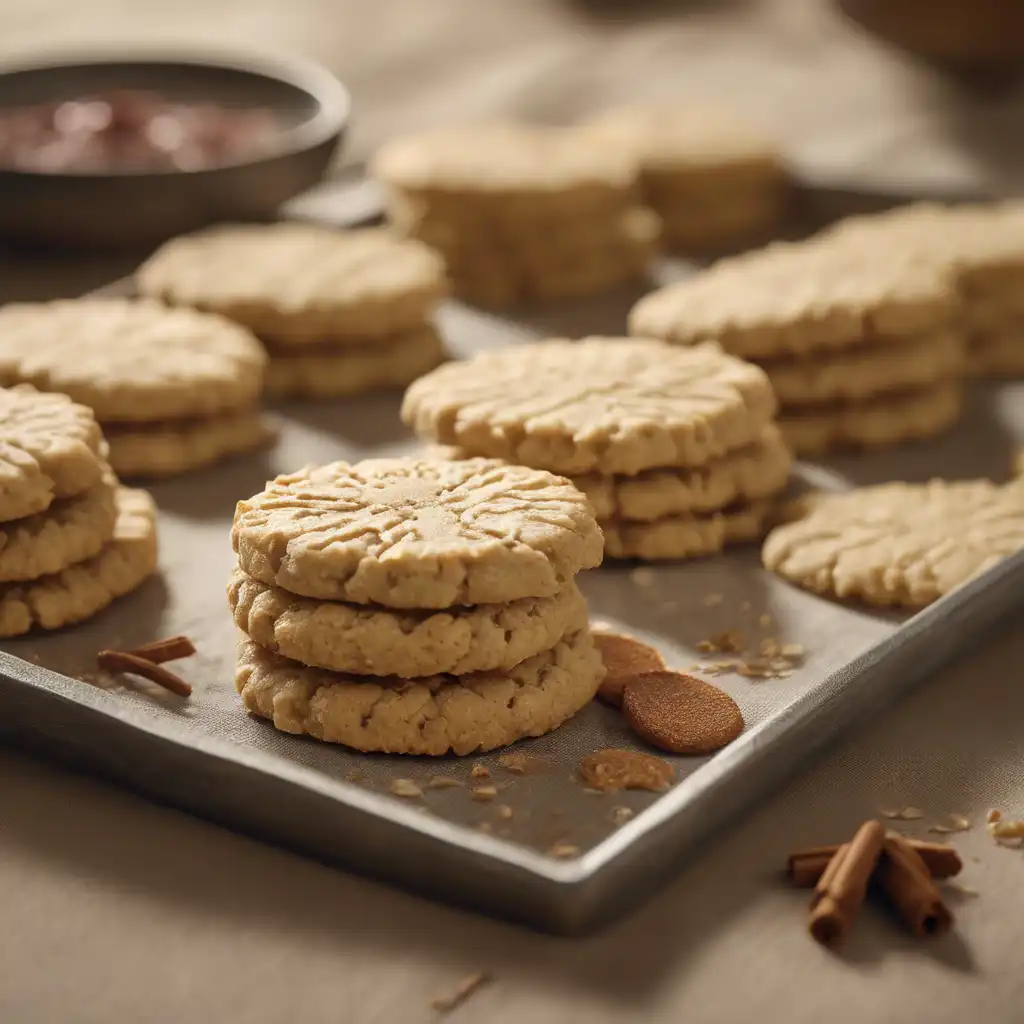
(232, 457, 603, 607)
(402, 338, 776, 475)
(235, 628, 604, 756)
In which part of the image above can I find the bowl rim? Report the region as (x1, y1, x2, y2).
(0, 47, 351, 179)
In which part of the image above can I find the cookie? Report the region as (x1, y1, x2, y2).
(623, 670, 744, 754)
(966, 328, 1024, 376)
(762, 329, 964, 405)
(137, 223, 447, 345)
(576, 425, 791, 522)
(0, 468, 116, 582)
(592, 631, 667, 706)
(0, 298, 266, 422)
(402, 338, 776, 475)
(232, 457, 603, 607)
(601, 501, 771, 561)
(0, 487, 158, 637)
(762, 479, 1024, 608)
(104, 410, 273, 478)
(628, 239, 957, 358)
(0, 385, 108, 522)
(372, 123, 637, 210)
(777, 382, 961, 457)
(228, 570, 588, 677)
(263, 327, 447, 400)
(235, 628, 604, 756)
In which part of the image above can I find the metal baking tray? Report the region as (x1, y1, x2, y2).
(2, 249, 1023, 935)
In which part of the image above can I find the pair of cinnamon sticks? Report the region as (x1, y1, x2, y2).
(787, 821, 958, 946)
(97, 635, 195, 697)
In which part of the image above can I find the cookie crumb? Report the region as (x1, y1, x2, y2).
(944, 880, 979, 897)
(470, 764, 490, 780)
(430, 971, 490, 1014)
(579, 748, 674, 792)
(345, 769, 365, 784)
(988, 818, 1024, 841)
(497, 752, 529, 775)
(477, 822, 493, 834)
(548, 843, 580, 859)
(390, 779, 422, 798)
(630, 567, 656, 587)
(987, 808, 1002, 824)
(898, 806, 925, 820)
(758, 613, 773, 628)
(611, 806, 634, 826)
(471, 785, 499, 802)
(426, 776, 463, 790)
(496, 804, 513, 820)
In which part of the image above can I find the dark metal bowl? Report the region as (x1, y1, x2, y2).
(0, 50, 350, 250)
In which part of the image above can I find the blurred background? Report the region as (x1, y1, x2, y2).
(5, 0, 1024, 293)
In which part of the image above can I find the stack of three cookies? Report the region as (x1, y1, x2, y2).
(0, 385, 157, 637)
(372, 124, 659, 308)
(630, 238, 965, 456)
(137, 223, 449, 401)
(403, 337, 790, 561)
(229, 457, 606, 755)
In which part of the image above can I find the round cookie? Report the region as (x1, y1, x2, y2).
(0, 298, 266, 422)
(0, 487, 159, 637)
(228, 570, 588, 677)
(234, 628, 605, 756)
(0, 384, 108, 522)
(372, 122, 637, 210)
(628, 238, 957, 358)
(762, 479, 1024, 608)
(402, 338, 776, 475)
(136, 223, 447, 345)
(232, 457, 604, 607)
(967, 329, 1024, 376)
(576, 425, 791, 522)
(777, 382, 961, 457)
(0, 468, 116, 582)
(601, 502, 771, 561)
(104, 410, 273, 479)
(263, 327, 447, 400)
(762, 330, 964, 405)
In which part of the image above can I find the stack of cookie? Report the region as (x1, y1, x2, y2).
(403, 337, 790, 561)
(629, 238, 964, 456)
(0, 297, 269, 477)
(824, 200, 1024, 377)
(229, 457, 605, 755)
(371, 123, 659, 308)
(579, 103, 790, 254)
(0, 384, 158, 637)
(137, 223, 449, 400)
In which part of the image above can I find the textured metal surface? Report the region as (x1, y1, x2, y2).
(1, 289, 1022, 933)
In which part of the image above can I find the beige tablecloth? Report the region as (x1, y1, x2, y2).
(3, 2, 1024, 1021)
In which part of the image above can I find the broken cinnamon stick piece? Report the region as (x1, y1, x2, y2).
(125, 635, 196, 664)
(788, 839, 962, 887)
(97, 650, 193, 698)
(876, 834, 952, 938)
(808, 820, 886, 947)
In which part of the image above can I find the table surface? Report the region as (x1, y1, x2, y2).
(3, 2, 1024, 1021)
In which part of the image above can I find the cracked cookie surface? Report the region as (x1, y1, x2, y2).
(229, 571, 588, 677)
(0, 385, 108, 522)
(762, 479, 1024, 607)
(402, 337, 776, 475)
(235, 627, 604, 755)
(232, 457, 603, 607)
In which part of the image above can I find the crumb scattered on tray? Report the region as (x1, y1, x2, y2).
(390, 779, 423, 798)
(881, 806, 925, 821)
(630, 567, 656, 587)
(611, 806, 634, 826)
(471, 785, 499, 802)
(496, 804, 513, 821)
(470, 764, 490, 780)
(578, 748, 674, 792)
(345, 769, 365, 784)
(426, 776, 463, 790)
(548, 842, 581, 859)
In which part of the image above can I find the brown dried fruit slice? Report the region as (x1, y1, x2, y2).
(623, 670, 744, 754)
(578, 748, 675, 792)
(593, 631, 666, 706)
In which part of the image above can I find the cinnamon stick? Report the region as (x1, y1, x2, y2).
(875, 833, 952, 938)
(788, 839, 962, 887)
(808, 820, 886, 947)
(97, 649, 193, 697)
(125, 635, 196, 664)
